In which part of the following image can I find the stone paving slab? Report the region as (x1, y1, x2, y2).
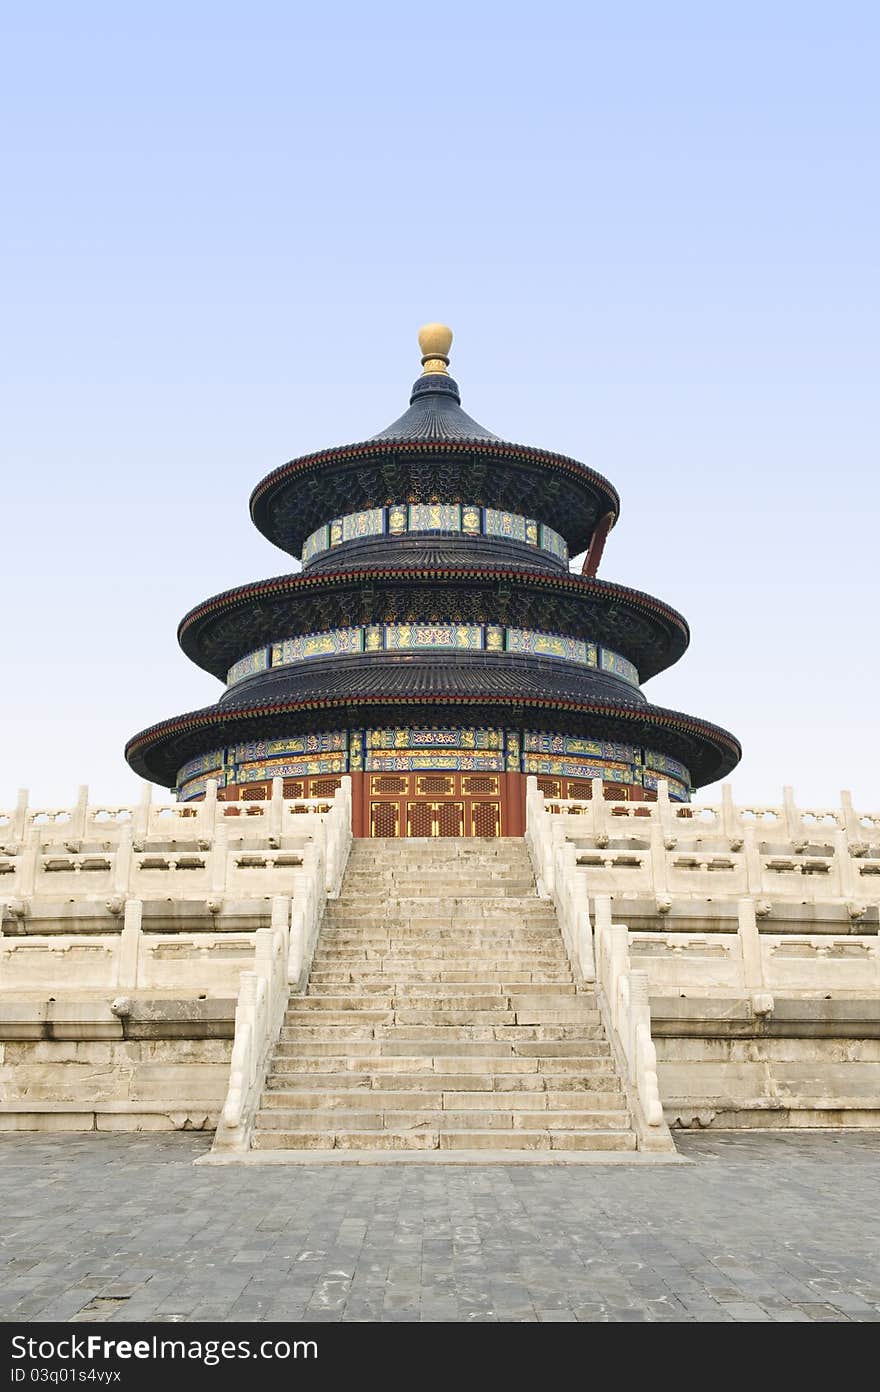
(0, 1132, 877, 1322)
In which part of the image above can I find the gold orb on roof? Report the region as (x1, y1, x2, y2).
(418, 322, 453, 374)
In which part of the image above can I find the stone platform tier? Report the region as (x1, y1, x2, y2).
(251, 839, 637, 1154)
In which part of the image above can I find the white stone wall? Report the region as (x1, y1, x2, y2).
(527, 778, 880, 1130)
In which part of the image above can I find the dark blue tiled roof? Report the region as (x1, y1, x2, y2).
(371, 374, 499, 442)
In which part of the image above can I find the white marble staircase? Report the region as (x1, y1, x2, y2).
(252, 838, 637, 1154)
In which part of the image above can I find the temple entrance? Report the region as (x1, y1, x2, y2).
(213, 770, 657, 836)
(366, 772, 504, 838)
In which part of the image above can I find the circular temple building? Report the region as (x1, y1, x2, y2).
(125, 325, 741, 836)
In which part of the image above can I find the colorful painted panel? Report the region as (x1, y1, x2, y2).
(177, 749, 225, 782)
(367, 727, 504, 751)
(177, 772, 228, 800)
(485, 508, 528, 543)
(271, 628, 363, 667)
(642, 770, 689, 801)
(540, 524, 568, 562)
(226, 647, 270, 687)
(348, 730, 365, 772)
(298, 502, 568, 564)
(235, 755, 347, 783)
(600, 649, 640, 685)
(301, 524, 329, 564)
(644, 750, 691, 782)
(524, 733, 635, 761)
(368, 751, 505, 773)
(485, 625, 505, 652)
(408, 503, 462, 533)
(505, 729, 521, 772)
(384, 623, 482, 651)
(506, 629, 596, 665)
(233, 733, 347, 763)
(342, 508, 384, 543)
(523, 754, 636, 783)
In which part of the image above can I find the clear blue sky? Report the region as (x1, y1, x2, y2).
(2, 4, 878, 809)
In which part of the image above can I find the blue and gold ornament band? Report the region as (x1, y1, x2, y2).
(226, 625, 639, 690)
(301, 503, 568, 565)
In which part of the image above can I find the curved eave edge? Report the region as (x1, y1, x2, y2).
(125, 694, 741, 789)
(176, 567, 691, 678)
(248, 438, 621, 548)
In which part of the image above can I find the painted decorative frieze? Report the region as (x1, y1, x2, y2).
(300, 503, 568, 565)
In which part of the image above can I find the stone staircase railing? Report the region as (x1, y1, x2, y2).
(526, 778, 880, 917)
(0, 781, 351, 917)
(0, 778, 344, 847)
(211, 780, 352, 1153)
(592, 894, 671, 1149)
(526, 776, 675, 1152)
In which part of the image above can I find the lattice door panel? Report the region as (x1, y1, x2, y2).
(536, 777, 563, 798)
(416, 774, 455, 796)
(406, 801, 435, 838)
(435, 801, 464, 838)
(310, 777, 343, 798)
(470, 801, 501, 838)
(461, 775, 499, 796)
(370, 775, 409, 796)
(370, 801, 400, 838)
(566, 779, 593, 799)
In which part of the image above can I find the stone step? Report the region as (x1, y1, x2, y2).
(306, 979, 573, 991)
(311, 952, 570, 967)
(299, 986, 585, 1003)
(323, 911, 556, 924)
(261, 1086, 625, 1109)
(273, 1040, 613, 1059)
(330, 874, 535, 884)
(305, 981, 581, 996)
(308, 971, 574, 985)
(280, 1012, 395, 1028)
(334, 879, 537, 895)
(267, 1055, 616, 1077)
(283, 1009, 601, 1029)
(265, 1070, 622, 1092)
(251, 1129, 637, 1153)
(279, 1023, 608, 1042)
(254, 1108, 632, 1131)
(318, 929, 560, 943)
(326, 900, 555, 916)
(333, 886, 538, 899)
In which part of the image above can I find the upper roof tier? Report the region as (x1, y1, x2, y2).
(249, 326, 620, 560)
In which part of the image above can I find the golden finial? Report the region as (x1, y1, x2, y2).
(418, 322, 453, 375)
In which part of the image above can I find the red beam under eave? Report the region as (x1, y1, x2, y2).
(582, 512, 616, 578)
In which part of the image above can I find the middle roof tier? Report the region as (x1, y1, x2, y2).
(178, 565, 690, 684)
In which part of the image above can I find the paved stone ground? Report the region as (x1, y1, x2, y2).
(0, 1132, 877, 1322)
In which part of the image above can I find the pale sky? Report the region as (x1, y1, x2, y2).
(2, 4, 878, 810)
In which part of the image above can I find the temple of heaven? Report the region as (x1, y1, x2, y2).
(125, 325, 741, 837)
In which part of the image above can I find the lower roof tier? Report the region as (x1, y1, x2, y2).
(125, 684, 740, 792)
(175, 734, 693, 806)
(177, 566, 690, 684)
